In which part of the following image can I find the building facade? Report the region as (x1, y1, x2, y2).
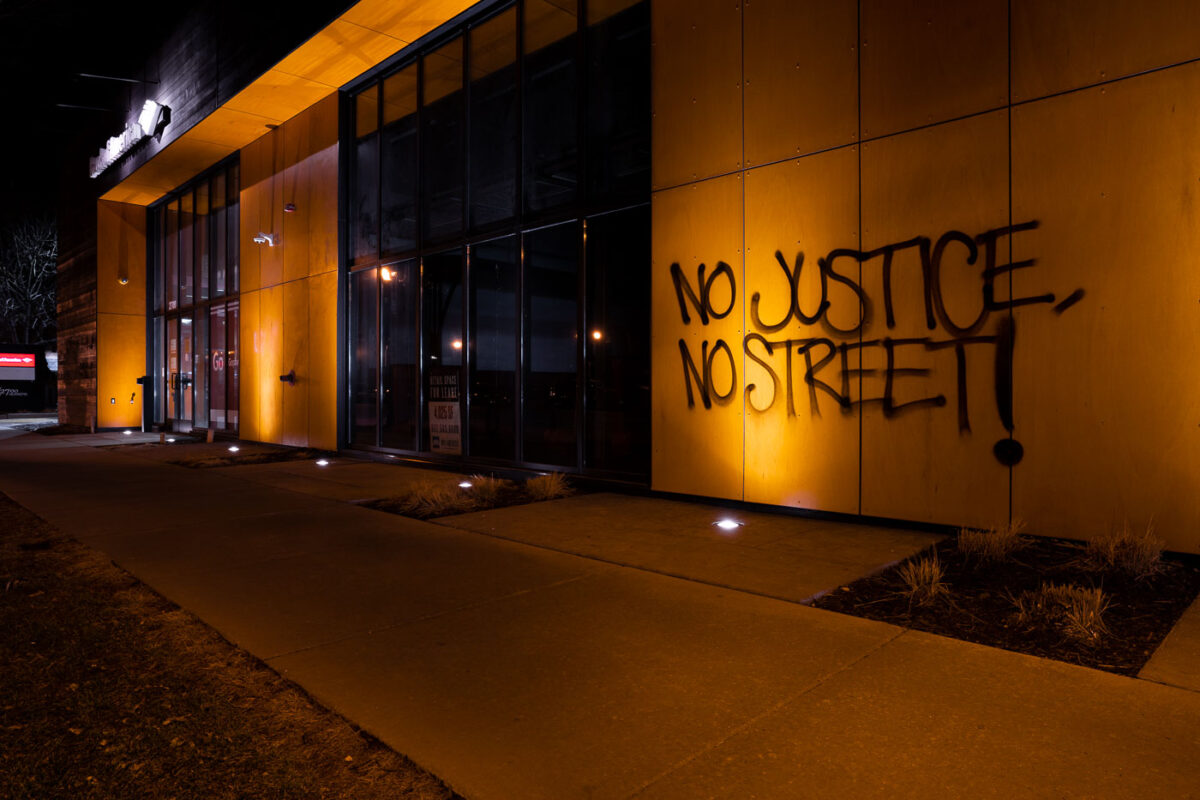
(66, 0, 1200, 554)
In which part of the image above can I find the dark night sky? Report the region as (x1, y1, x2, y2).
(0, 0, 192, 224)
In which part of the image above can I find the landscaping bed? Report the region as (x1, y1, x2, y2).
(812, 526, 1200, 676)
(166, 447, 328, 469)
(364, 473, 575, 520)
(0, 494, 457, 800)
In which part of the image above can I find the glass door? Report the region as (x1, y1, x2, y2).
(166, 317, 194, 432)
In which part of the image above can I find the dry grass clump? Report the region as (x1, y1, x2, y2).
(1013, 583, 1110, 643)
(958, 519, 1027, 563)
(896, 553, 949, 606)
(386, 480, 479, 519)
(1084, 521, 1163, 579)
(464, 475, 512, 507)
(523, 473, 573, 502)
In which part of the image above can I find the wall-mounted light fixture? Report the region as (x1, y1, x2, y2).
(279, 370, 296, 385)
(253, 232, 278, 246)
(284, 203, 296, 213)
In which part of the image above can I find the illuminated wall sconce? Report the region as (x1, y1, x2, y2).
(279, 369, 296, 385)
(118, 276, 129, 285)
(253, 232, 278, 246)
(284, 202, 296, 213)
(380, 266, 394, 281)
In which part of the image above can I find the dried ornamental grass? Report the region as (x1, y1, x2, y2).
(1013, 583, 1110, 643)
(1085, 521, 1163, 579)
(896, 553, 948, 606)
(958, 519, 1027, 563)
(389, 480, 479, 519)
(523, 473, 573, 502)
(465, 475, 512, 507)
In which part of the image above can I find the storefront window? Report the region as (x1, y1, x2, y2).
(347, 0, 650, 478)
(148, 158, 241, 433)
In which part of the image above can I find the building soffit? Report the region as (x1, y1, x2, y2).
(100, 0, 477, 206)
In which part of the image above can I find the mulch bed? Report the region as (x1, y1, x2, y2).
(0, 494, 458, 800)
(812, 536, 1200, 676)
(166, 448, 329, 469)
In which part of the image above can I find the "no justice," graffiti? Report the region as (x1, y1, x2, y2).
(670, 220, 1084, 466)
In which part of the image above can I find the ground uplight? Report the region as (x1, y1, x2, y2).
(458, 481, 472, 488)
(316, 459, 329, 466)
(228, 446, 240, 453)
(166, 438, 176, 443)
(714, 519, 742, 532)
(123, 430, 131, 435)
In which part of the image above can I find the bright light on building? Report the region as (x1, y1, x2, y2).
(591, 329, 603, 341)
(380, 267, 393, 281)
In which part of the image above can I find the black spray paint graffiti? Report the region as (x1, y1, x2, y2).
(670, 221, 1084, 466)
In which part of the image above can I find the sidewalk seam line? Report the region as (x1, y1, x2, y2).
(263, 571, 604, 662)
(624, 627, 909, 799)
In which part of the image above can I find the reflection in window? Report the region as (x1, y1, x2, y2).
(352, 86, 380, 261)
(423, 38, 465, 242)
(350, 268, 379, 445)
(381, 260, 419, 449)
(469, 237, 517, 459)
(585, 207, 650, 472)
(423, 250, 464, 454)
(523, 0, 578, 213)
(470, 8, 518, 228)
(382, 66, 419, 255)
(524, 222, 578, 467)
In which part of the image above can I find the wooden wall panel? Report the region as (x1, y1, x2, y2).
(743, 149, 860, 513)
(239, 289, 261, 443)
(237, 92, 339, 448)
(1013, 0, 1200, 103)
(1012, 64, 1200, 554)
(859, 111, 1009, 528)
(744, 0, 857, 167)
(96, 201, 147, 317)
(651, 0, 742, 190)
(96, 200, 147, 429)
(96, 314, 146, 430)
(307, 270, 339, 451)
(860, 0, 1007, 139)
(651, 173, 744, 500)
(281, 279, 310, 447)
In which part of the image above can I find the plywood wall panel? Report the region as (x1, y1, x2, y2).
(1012, 65, 1200, 554)
(742, 150, 860, 513)
(307, 270, 339, 451)
(652, 174, 745, 500)
(281, 279, 310, 447)
(859, 111, 1010, 528)
(860, 0, 1007, 140)
(743, 0, 857, 167)
(1013, 0, 1200, 103)
(239, 289, 261, 443)
(96, 314, 146, 430)
(96, 201, 147, 317)
(651, 0, 742, 190)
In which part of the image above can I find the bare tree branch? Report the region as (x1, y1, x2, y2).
(0, 217, 57, 345)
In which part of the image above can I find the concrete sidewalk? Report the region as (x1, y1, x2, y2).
(2, 433, 1199, 798)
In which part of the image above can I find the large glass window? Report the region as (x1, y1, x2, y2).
(149, 158, 241, 433)
(524, 222, 578, 467)
(469, 237, 518, 460)
(347, 0, 650, 478)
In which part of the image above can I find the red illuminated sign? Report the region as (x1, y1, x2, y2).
(0, 354, 34, 367)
